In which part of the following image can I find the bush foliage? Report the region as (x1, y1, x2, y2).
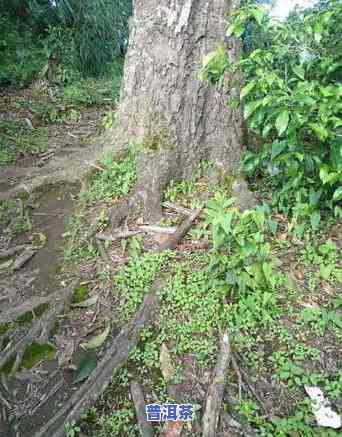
(0, 0, 131, 87)
(203, 0, 342, 232)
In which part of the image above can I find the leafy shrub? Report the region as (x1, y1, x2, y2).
(202, 0, 342, 228)
(83, 146, 137, 204)
(38, 0, 131, 78)
(0, 120, 48, 164)
(0, 16, 47, 87)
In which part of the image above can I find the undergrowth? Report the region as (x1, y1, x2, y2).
(93, 192, 341, 436)
(0, 120, 48, 165)
(63, 147, 137, 262)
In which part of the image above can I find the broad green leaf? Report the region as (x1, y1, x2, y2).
(320, 264, 332, 280)
(252, 7, 264, 25)
(310, 123, 329, 141)
(333, 187, 342, 201)
(244, 100, 262, 119)
(319, 165, 330, 184)
(75, 351, 97, 383)
(271, 141, 287, 160)
(240, 81, 256, 100)
(71, 295, 98, 308)
(275, 110, 290, 136)
(314, 21, 323, 43)
(310, 210, 321, 229)
(292, 64, 305, 80)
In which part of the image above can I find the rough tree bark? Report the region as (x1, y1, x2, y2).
(107, 0, 244, 225)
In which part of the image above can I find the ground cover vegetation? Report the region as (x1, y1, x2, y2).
(0, 0, 341, 436)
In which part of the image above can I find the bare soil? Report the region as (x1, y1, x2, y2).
(0, 87, 111, 436)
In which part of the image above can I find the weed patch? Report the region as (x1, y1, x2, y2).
(0, 120, 48, 165)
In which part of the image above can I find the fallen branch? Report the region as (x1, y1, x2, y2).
(139, 225, 177, 235)
(30, 380, 64, 416)
(34, 278, 166, 437)
(202, 332, 231, 437)
(155, 208, 202, 252)
(95, 230, 142, 242)
(130, 380, 154, 437)
(162, 201, 193, 217)
(0, 288, 74, 325)
(0, 245, 27, 260)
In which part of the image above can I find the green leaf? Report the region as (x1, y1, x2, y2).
(80, 323, 111, 350)
(252, 7, 264, 26)
(75, 351, 97, 383)
(244, 100, 262, 119)
(275, 110, 289, 136)
(292, 64, 305, 80)
(271, 141, 287, 160)
(310, 210, 321, 229)
(71, 295, 98, 308)
(320, 264, 332, 280)
(240, 81, 256, 100)
(310, 123, 329, 141)
(333, 187, 342, 201)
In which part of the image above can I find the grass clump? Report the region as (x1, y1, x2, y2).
(0, 120, 48, 165)
(64, 147, 137, 263)
(84, 147, 137, 205)
(115, 251, 174, 320)
(0, 199, 31, 238)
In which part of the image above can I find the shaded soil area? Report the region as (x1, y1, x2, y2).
(0, 87, 112, 436)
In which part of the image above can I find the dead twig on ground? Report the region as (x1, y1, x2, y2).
(130, 380, 154, 437)
(139, 225, 177, 235)
(202, 332, 231, 437)
(162, 201, 193, 217)
(95, 230, 142, 242)
(235, 356, 269, 418)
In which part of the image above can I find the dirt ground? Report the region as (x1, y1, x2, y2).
(0, 87, 111, 436)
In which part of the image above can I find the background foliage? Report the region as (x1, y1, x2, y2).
(0, 0, 132, 86)
(203, 0, 342, 234)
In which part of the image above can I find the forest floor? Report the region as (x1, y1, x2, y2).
(0, 83, 341, 437)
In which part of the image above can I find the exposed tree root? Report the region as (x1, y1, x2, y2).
(0, 287, 73, 325)
(0, 246, 28, 260)
(155, 208, 202, 252)
(162, 201, 193, 217)
(11, 248, 37, 272)
(202, 332, 231, 437)
(0, 285, 73, 372)
(34, 278, 166, 437)
(95, 230, 142, 242)
(31, 203, 201, 436)
(0, 139, 108, 202)
(130, 380, 155, 437)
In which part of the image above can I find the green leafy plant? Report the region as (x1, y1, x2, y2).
(202, 0, 342, 228)
(65, 421, 81, 437)
(84, 146, 137, 204)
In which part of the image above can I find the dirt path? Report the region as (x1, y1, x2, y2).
(0, 87, 110, 436)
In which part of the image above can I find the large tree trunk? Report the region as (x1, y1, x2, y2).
(108, 0, 244, 224)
